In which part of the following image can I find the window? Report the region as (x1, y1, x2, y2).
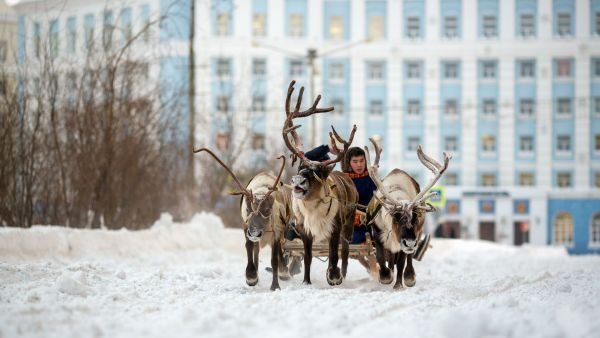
(216, 13, 230, 36)
(483, 15, 497, 37)
(368, 62, 384, 80)
(406, 17, 420, 38)
(482, 99, 496, 116)
(216, 132, 230, 151)
(84, 15, 94, 50)
(443, 62, 459, 79)
(330, 63, 344, 80)
(252, 96, 265, 113)
(141, 5, 151, 43)
(253, 59, 266, 76)
(596, 12, 600, 35)
(0, 40, 6, 63)
(594, 59, 600, 77)
(253, 13, 266, 36)
(445, 173, 458, 186)
(554, 212, 573, 244)
(103, 11, 113, 51)
(595, 97, 600, 116)
(595, 134, 600, 152)
(482, 135, 496, 152)
(290, 60, 303, 76)
(49, 20, 59, 57)
(520, 14, 534, 37)
(520, 61, 535, 78)
(406, 62, 421, 79)
(519, 136, 534, 152)
(520, 99, 535, 117)
(596, 172, 600, 188)
(331, 98, 344, 115)
(557, 98, 572, 116)
(444, 16, 458, 38)
(289, 14, 304, 37)
(407, 137, 420, 151)
(445, 136, 458, 152)
(370, 100, 383, 116)
(121, 8, 133, 44)
(482, 62, 496, 79)
(217, 59, 231, 76)
(368, 15, 384, 40)
(33, 22, 41, 58)
(557, 59, 572, 77)
(217, 96, 229, 113)
(66, 17, 76, 54)
(445, 100, 459, 116)
(482, 173, 497, 187)
(557, 13, 571, 36)
(591, 214, 600, 245)
(519, 172, 534, 186)
(558, 173, 571, 188)
(557, 135, 571, 152)
(407, 100, 420, 116)
(252, 134, 265, 150)
(329, 16, 344, 40)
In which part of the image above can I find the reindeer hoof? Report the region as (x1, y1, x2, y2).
(379, 267, 393, 285)
(303, 279, 312, 285)
(326, 267, 343, 286)
(270, 283, 281, 291)
(393, 281, 404, 290)
(246, 277, 258, 286)
(404, 275, 416, 287)
(278, 272, 291, 281)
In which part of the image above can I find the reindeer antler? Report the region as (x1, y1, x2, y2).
(409, 145, 451, 209)
(324, 124, 357, 167)
(263, 155, 286, 200)
(282, 80, 334, 167)
(364, 138, 403, 207)
(193, 147, 253, 202)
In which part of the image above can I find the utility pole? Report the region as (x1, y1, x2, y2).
(187, 0, 196, 192)
(307, 48, 317, 146)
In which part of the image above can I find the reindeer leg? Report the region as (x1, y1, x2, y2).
(277, 241, 291, 281)
(245, 239, 258, 286)
(394, 252, 407, 289)
(301, 231, 313, 285)
(374, 239, 392, 284)
(403, 254, 416, 287)
(387, 251, 396, 272)
(340, 214, 352, 279)
(253, 242, 260, 272)
(326, 229, 342, 286)
(270, 240, 281, 291)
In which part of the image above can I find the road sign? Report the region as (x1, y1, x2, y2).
(427, 185, 446, 208)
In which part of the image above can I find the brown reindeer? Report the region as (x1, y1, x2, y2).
(365, 139, 450, 289)
(282, 80, 358, 286)
(194, 148, 292, 291)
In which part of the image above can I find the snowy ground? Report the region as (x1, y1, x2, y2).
(1, 213, 599, 338)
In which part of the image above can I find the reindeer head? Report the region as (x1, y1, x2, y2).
(193, 148, 286, 242)
(283, 80, 356, 201)
(365, 139, 451, 254)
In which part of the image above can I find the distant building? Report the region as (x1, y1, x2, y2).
(0, 0, 17, 93)
(10, 0, 600, 254)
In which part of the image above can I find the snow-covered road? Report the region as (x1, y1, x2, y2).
(1, 213, 599, 338)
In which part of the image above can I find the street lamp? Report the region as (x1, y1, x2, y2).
(252, 38, 371, 146)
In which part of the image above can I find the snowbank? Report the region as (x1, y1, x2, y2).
(0, 212, 225, 261)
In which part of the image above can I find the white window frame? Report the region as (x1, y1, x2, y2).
(445, 173, 458, 186)
(406, 62, 421, 79)
(554, 212, 574, 245)
(520, 14, 534, 37)
(556, 98, 572, 117)
(444, 16, 458, 38)
(482, 135, 496, 154)
(329, 16, 344, 40)
(557, 59, 572, 78)
(253, 13, 267, 37)
(407, 136, 421, 151)
(216, 12, 230, 36)
(519, 172, 534, 186)
(406, 100, 421, 117)
(217, 59, 231, 77)
(481, 173, 497, 187)
(557, 135, 572, 154)
(445, 136, 458, 152)
(406, 17, 420, 39)
(557, 12, 571, 37)
(289, 60, 303, 77)
(595, 134, 600, 154)
(595, 172, 600, 188)
(595, 97, 600, 117)
(590, 214, 600, 247)
(289, 14, 304, 37)
(368, 62, 384, 80)
(444, 62, 459, 79)
(596, 12, 600, 35)
(217, 96, 229, 113)
(368, 15, 385, 40)
(330, 63, 344, 81)
(252, 96, 266, 113)
(520, 61, 535, 78)
(594, 59, 600, 78)
(519, 99, 535, 118)
(444, 99, 459, 118)
(331, 98, 344, 115)
(253, 59, 266, 76)
(252, 133, 265, 150)
(482, 62, 496, 79)
(483, 15, 497, 38)
(482, 99, 497, 117)
(370, 100, 384, 116)
(519, 135, 534, 155)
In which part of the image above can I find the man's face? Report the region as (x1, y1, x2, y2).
(350, 155, 366, 175)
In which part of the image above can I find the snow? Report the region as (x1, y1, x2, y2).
(1, 214, 599, 338)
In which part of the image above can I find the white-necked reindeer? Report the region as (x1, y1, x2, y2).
(194, 148, 292, 291)
(282, 80, 358, 286)
(365, 139, 450, 289)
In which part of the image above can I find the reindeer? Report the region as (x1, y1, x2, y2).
(193, 148, 292, 291)
(364, 139, 450, 289)
(282, 80, 358, 286)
